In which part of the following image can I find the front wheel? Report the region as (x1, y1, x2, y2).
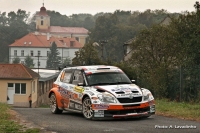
(49, 93, 63, 114)
(82, 97, 93, 119)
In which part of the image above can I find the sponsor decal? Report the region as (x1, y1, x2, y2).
(93, 104, 109, 109)
(58, 88, 80, 101)
(60, 83, 69, 89)
(69, 86, 74, 90)
(85, 91, 95, 96)
(69, 100, 82, 111)
(94, 110, 104, 117)
(111, 87, 138, 92)
(74, 86, 84, 93)
(60, 99, 70, 108)
(117, 93, 141, 97)
(84, 87, 90, 90)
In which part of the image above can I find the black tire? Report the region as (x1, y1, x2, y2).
(49, 93, 63, 114)
(82, 97, 93, 120)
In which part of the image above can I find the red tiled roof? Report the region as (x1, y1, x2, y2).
(0, 64, 40, 79)
(38, 26, 89, 34)
(9, 33, 84, 48)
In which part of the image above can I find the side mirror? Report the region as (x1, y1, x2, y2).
(131, 80, 136, 84)
(77, 83, 84, 86)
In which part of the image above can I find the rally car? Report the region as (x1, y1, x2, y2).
(48, 65, 155, 120)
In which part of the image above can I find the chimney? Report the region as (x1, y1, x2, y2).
(47, 33, 51, 40)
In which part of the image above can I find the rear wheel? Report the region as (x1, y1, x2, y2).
(82, 97, 93, 119)
(49, 93, 63, 114)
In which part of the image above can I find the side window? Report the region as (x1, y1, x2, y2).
(60, 70, 72, 83)
(72, 70, 83, 85)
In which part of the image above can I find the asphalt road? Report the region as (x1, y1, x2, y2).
(12, 108, 200, 133)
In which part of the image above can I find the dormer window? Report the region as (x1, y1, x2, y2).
(75, 37, 79, 42)
(70, 41, 74, 47)
(29, 42, 32, 45)
(24, 42, 26, 45)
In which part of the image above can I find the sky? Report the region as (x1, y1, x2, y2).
(0, 0, 196, 16)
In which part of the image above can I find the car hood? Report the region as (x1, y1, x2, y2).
(93, 84, 143, 98)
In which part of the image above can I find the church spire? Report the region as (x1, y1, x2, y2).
(43, 0, 44, 7)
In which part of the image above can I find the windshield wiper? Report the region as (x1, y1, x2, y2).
(109, 82, 131, 85)
(89, 83, 111, 86)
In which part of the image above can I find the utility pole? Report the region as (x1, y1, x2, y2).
(99, 40, 108, 60)
(34, 55, 42, 74)
(180, 65, 183, 102)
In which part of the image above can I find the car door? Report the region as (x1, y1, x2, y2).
(68, 70, 84, 111)
(59, 69, 74, 109)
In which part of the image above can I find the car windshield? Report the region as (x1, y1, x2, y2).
(86, 72, 132, 86)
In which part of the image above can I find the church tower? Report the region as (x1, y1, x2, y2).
(35, 3, 50, 30)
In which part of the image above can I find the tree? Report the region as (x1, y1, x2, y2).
(128, 24, 181, 99)
(24, 55, 35, 68)
(194, 1, 200, 11)
(12, 57, 20, 64)
(62, 57, 71, 67)
(72, 43, 101, 65)
(46, 42, 61, 69)
(0, 9, 30, 63)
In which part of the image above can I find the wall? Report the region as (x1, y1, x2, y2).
(35, 15, 50, 30)
(0, 79, 36, 107)
(37, 77, 57, 106)
(9, 47, 80, 68)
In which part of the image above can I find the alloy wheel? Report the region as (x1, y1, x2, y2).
(83, 97, 93, 119)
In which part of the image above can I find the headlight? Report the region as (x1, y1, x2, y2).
(97, 92, 117, 103)
(143, 90, 153, 101)
(143, 93, 150, 101)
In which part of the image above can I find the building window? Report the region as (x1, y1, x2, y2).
(70, 41, 74, 47)
(8, 83, 13, 87)
(38, 61, 40, 66)
(15, 83, 26, 94)
(75, 37, 79, 42)
(41, 20, 43, 25)
(47, 51, 50, 57)
(38, 51, 41, 56)
(14, 50, 17, 56)
(32, 81, 35, 93)
(21, 50, 24, 56)
(30, 51, 34, 56)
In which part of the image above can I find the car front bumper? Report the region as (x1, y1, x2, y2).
(92, 101, 155, 119)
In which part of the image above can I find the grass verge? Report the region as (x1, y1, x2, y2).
(0, 103, 40, 133)
(156, 99, 200, 121)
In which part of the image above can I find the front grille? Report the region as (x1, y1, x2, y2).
(104, 107, 150, 115)
(115, 91, 139, 94)
(117, 96, 142, 103)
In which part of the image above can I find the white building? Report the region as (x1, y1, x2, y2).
(9, 33, 83, 68)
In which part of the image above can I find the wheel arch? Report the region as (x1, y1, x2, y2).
(82, 94, 90, 103)
(49, 88, 63, 109)
(49, 90, 55, 98)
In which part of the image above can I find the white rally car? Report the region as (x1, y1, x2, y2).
(49, 65, 155, 120)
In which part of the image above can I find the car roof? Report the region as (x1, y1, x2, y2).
(64, 65, 120, 71)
